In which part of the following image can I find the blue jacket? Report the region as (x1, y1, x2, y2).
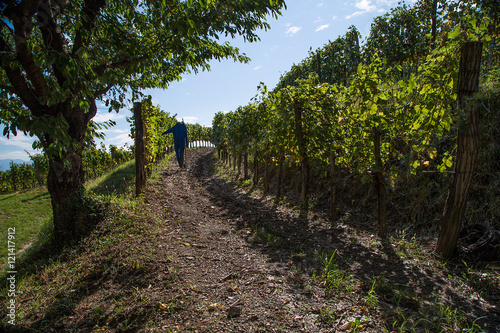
(163, 122, 188, 167)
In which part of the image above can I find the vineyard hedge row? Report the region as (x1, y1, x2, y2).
(211, 1, 500, 238)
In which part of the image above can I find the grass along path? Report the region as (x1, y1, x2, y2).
(0, 159, 138, 274)
(0, 189, 52, 272)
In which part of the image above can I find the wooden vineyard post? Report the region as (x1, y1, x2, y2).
(237, 154, 242, 179)
(374, 128, 387, 238)
(253, 149, 259, 186)
(437, 41, 482, 258)
(244, 152, 249, 180)
(264, 156, 270, 193)
(329, 150, 338, 221)
(276, 152, 284, 201)
(134, 102, 146, 197)
(294, 101, 309, 207)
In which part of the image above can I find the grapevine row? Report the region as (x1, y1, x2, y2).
(211, 1, 499, 244)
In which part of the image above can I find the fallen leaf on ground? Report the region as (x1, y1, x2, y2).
(338, 321, 352, 331)
(208, 303, 222, 311)
(157, 302, 169, 310)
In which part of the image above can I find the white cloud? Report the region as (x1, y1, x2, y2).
(316, 24, 329, 32)
(286, 26, 302, 37)
(0, 150, 36, 160)
(93, 108, 125, 123)
(253, 65, 262, 71)
(269, 44, 279, 52)
(332, 15, 338, 20)
(357, 0, 377, 11)
(346, 0, 386, 19)
(101, 133, 132, 147)
(182, 116, 199, 124)
(0, 134, 38, 160)
(105, 128, 128, 134)
(0, 134, 35, 151)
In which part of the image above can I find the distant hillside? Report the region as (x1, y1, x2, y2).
(0, 159, 31, 172)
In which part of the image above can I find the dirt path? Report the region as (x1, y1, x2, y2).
(134, 148, 498, 332)
(144, 148, 334, 332)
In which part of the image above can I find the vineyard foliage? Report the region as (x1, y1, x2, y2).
(0, 144, 133, 194)
(212, 0, 500, 235)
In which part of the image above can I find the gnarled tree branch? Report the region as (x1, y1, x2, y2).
(0, 35, 44, 116)
(93, 54, 150, 77)
(72, 0, 106, 55)
(9, 2, 48, 98)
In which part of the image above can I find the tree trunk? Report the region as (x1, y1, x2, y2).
(47, 147, 87, 242)
(134, 102, 146, 197)
(330, 150, 338, 220)
(44, 103, 98, 243)
(374, 128, 387, 238)
(437, 41, 482, 258)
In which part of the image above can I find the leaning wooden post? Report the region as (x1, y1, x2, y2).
(437, 41, 482, 258)
(264, 156, 270, 193)
(294, 101, 309, 207)
(253, 148, 259, 186)
(329, 150, 338, 221)
(134, 102, 146, 197)
(374, 128, 387, 238)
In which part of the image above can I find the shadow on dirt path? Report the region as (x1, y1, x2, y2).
(146, 148, 498, 332)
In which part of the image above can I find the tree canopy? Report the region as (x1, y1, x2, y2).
(0, 0, 285, 144)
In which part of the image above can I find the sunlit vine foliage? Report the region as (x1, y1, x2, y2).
(212, 0, 499, 233)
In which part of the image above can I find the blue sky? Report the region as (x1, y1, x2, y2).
(0, 0, 417, 161)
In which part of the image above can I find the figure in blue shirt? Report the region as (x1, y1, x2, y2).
(163, 121, 188, 168)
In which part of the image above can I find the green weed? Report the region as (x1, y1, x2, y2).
(317, 250, 355, 296)
(391, 230, 425, 260)
(250, 227, 283, 247)
(363, 276, 379, 309)
(242, 178, 253, 187)
(318, 305, 337, 324)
